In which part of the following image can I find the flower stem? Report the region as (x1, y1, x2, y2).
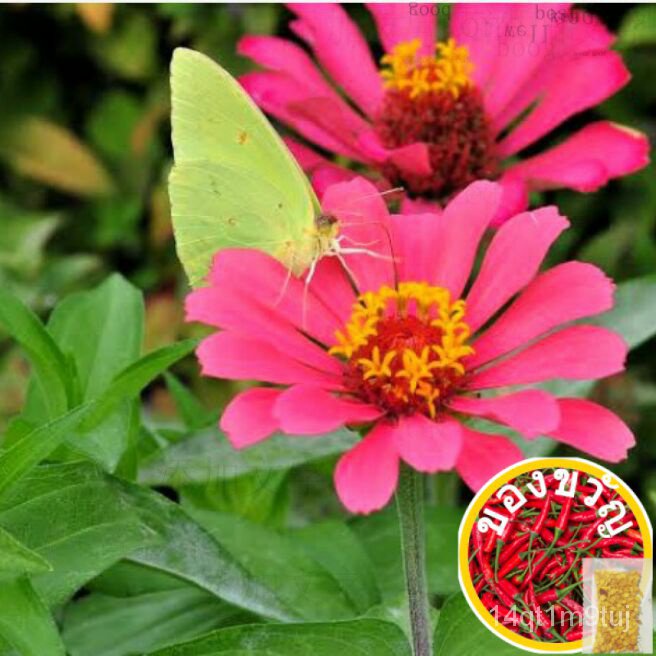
(396, 463, 433, 656)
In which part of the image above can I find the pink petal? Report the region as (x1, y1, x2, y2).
(306, 256, 357, 327)
(450, 4, 513, 89)
(220, 387, 281, 448)
(479, 4, 571, 121)
(470, 262, 615, 368)
(186, 286, 342, 375)
(400, 196, 442, 215)
(547, 398, 635, 462)
(468, 325, 627, 390)
(334, 422, 400, 514)
(465, 206, 570, 332)
(497, 51, 629, 157)
(392, 414, 462, 473)
(448, 390, 560, 438)
(387, 142, 432, 176)
(456, 427, 524, 491)
(197, 332, 340, 387)
(321, 177, 395, 293)
(490, 173, 529, 227)
(275, 384, 381, 435)
(505, 121, 650, 192)
(283, 138, 360, 197)
(288, 98, 381, 162)
(238, 35, 337, 97)
(284, 136, 327, 171)
(240, 71, 365, 161)
(312, 166, 360, 197)
(493, 12, 615, 132)
(432, 180, 502, 298)
(288, 3, 384, 117)
(207, 249, 343, 346)
(390, 212, 442, 283)
(367, 3, 436, 56)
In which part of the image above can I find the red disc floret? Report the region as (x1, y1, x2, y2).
(374, 86, 499, 199)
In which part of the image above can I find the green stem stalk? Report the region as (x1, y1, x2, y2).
(396, 464, 432, 656)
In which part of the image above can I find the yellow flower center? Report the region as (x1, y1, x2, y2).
(330, 282, 474, 418)
(380, 38, 473, 100)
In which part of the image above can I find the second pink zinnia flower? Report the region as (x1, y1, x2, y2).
(238, 3, 648, 221)
(187, 178, 634, 514)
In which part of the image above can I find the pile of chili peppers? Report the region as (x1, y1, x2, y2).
(468, 469, 644, 643)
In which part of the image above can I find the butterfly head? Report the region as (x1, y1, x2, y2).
(314, 213, 340, 253)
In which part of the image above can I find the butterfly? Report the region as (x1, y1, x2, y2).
(170, 47, 380, 288)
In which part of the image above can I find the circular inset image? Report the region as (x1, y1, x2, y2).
(458, 458, 653, 653)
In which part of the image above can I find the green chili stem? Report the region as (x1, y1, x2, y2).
(396, 464, 432, 656)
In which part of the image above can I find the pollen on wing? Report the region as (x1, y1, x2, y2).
(380, 37, 473, 100)
(330, 282, 474, 418)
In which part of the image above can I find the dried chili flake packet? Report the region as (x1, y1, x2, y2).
(583, 558, 653, 653)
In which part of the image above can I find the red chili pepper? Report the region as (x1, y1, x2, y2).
(555, 496, 575, 533)
(483, 527, 498, 553)
(498, 551, 525, 579)
(626, 528, 643, 544)
(497, 578, 521, 601)
(527, 582, 552, 631)
(569, 509, 598, 522)
(535, 589, 558, 604)
(474, 527, 516, 608)
(531, 491, 552, 535)
(560, 596, 584, 620)
(566, 626, 583, 641)
(601, 548, 637, 558)
(499, 533, 529, 566)
(599, 536, 640, 550)
(520, 552, 550, 589)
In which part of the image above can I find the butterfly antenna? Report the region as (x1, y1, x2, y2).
(342, 186, 405, 205)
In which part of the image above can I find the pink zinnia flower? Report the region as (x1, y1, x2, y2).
(238, 3, 648, 221)
(186, 178, 634, 514)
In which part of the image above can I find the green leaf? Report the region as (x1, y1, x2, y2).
(164, 372, 216, 430)
(293, 521, 381, 615)
(432, 594, 525, 656)
(22, 274, 144, 470)
(189, 509, 366, 621)
(0, 462, 154, 606)
(44, 274, 144, 401)
(0, 201, 60, 277)
(618, 5, 656, 48)
(112, 478, 298, 621)
(353, 506, 462, 602)
(147, 619, 411, 656)
(0, 577, 66, 656)
(181, 470, 290, 527)
(139, 427, 358, 486)
(0, 525, 51, 575)
(62, 589, 251, 656)
(80, 338, 197, 430)
(0, 286, 72, 418)
(0, 403, 93, 499)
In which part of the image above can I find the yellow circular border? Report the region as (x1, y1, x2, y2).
(458, 457, 653, 654)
